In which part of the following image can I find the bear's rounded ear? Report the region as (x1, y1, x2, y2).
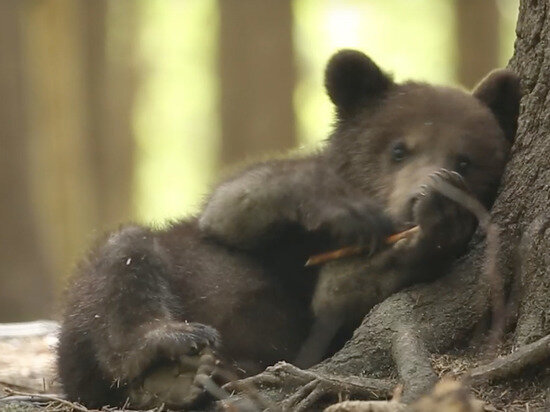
(325, 49, 393, 118)
(473, 69, 521, 142)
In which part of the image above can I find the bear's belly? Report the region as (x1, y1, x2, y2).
(215, 276, 313, 374)
(164, 230, 314, 374)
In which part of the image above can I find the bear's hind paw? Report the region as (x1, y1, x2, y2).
(128, 347, 218, 409)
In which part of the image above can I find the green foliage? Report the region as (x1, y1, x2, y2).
(134, 0, 219, 224)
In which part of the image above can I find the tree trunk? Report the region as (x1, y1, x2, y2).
(0, 1, 54, 321)
(20, 0, 138, 286)
(454, 0, 500, 88)
(218, 0, 296, 170)
(81, 0, 139, 228)
(507, 0, 550, 347)
(226, 0, 550, 409)
(22, 0, 98, 282)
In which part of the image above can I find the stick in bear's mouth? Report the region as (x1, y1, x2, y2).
(305, 225, 420, 267)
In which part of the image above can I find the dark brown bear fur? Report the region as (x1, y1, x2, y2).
(57, 50, 520, 409)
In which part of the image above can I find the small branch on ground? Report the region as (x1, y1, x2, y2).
(325, 379, 486, 412)
(0, 380, 37, 392)
(305, 226, 420, 266)
(324, 385, 405, 412)
(406, 379, 484, 412)
(0, 388, 88, 412)
(324, 399, 406, 412)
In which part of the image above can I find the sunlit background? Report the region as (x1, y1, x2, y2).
(0, 0, 518, 320)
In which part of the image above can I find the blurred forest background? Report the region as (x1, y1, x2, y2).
(0, 0, 518, 321)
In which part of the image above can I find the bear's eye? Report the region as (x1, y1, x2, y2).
(391, 141, 408, 162)
(455, 155, 471, 174)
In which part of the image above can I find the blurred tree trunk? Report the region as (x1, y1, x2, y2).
(82, 1, 139, 227)
(218, 0, 296, 169)
(22, 0, 98, 287)
(0, 1, 140, 320)
(455, 0, 500, 88)
(0, 2, 53, 320)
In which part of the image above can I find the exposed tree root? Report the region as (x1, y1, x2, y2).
(221, 235, 492, 409)
(469, 333, 550, 385)
(223, 362, 394, 411)
(319, 248, 489, 377)
(391, 324, 437, 403)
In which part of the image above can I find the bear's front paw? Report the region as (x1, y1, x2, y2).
(314, 199, 394, 253)
(412, 169, 477, 250)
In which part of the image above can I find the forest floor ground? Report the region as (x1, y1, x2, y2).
(430, 343, 549, 411)
(0, 322, 548, 411)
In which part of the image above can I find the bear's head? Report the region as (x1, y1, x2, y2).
(324, 49, 521, 224)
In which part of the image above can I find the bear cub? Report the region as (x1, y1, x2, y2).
(57, 50, 520, 409)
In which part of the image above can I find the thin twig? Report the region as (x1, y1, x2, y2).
(1, 388, 88, 412)
(0, 380, 36, 392)
(305, 226, 420, 266)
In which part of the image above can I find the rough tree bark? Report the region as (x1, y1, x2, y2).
(226, 0, 549, 409)
(507, 0, 550, 347)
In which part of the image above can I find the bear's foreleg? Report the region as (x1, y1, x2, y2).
(200, 158, 394, 251)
